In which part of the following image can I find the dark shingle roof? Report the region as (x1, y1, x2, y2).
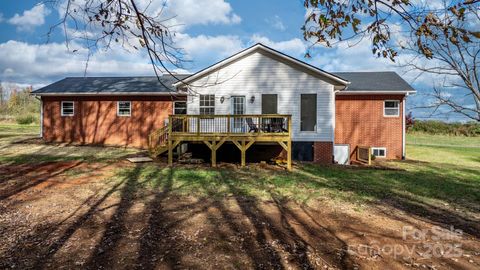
(32, 72, 414, 95)
(32, 74, 190, 95)
(333, 71, 415, 92)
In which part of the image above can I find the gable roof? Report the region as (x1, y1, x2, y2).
(333, 72, 416, 94)
(31, 74, 190, 96)
(173, 43, 350, 87)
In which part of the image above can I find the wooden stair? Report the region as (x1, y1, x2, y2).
(148, 126, 169, 157)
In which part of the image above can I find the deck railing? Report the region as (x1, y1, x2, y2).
(169, 114, 291, 136)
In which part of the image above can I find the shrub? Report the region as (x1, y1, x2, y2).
(16, 114, 38, 125)
(409, 120, 480, 136)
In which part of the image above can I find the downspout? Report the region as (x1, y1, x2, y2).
(34, 96, 43, 138)
(402, 93, 408, 160)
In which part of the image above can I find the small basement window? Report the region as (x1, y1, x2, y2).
(372, 147, 387, 158)
(384, 100, 400, 117)
(199, 95, 215, 115)
(61, 101, 74, 116)
(117, 101, 131, 116)
(174, 101, 187, 115)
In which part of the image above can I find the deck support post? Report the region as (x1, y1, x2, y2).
(232, 139, 254, 168)
(278, 140, 292, 171)
(204, 138, 226, 168)
(287, 139, 292, 171)
(241, 141, 246, 167)
(168, 138, 173, 167)
(167, 115, 173, 167)
(212, 142, 217, 167)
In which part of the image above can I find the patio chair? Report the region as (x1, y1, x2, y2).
(245, 118, 259, 132)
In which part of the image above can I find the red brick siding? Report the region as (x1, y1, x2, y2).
(313, 142, 333, 164)
(335, 95, 404, 160)
(42, 96, 178, 148)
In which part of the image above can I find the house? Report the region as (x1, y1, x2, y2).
(32, 43, 415, 169)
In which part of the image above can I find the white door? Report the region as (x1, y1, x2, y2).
(231, 96, 245, 132)
(334, 144, 350, 165)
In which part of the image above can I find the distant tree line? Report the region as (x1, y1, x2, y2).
(0, 84, 40, 125)
(408, 118, 480, 137)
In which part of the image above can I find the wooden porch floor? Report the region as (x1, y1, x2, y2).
(150, 114, 292, 171)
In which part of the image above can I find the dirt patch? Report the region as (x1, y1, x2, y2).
(0, 161, 479, 269)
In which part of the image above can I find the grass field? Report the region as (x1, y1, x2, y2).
(1, 123, 479, 269)
(1, 123, 479, 204)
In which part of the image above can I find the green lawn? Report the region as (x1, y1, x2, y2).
(407, 132, 480, 168)
(0, 123, 139, 164)
(0, 123, 40, 138)
(1, 123, 478, 214)
(407, 132, 480, 147)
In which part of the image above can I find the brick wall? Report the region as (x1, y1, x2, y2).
(313, 142, 333, 164)
(335, 94, 405, 160)
(42, 96, 178, 148)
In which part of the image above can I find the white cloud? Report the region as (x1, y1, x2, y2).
(8, 4, 51, 31)
(0, 13, 4, 23)
(166, 0, 241, 26)
(250, 35, 307, 57)
(265, 15, 286, 31)
(175, 34, 244, 66)
(0, 40, 155, 86)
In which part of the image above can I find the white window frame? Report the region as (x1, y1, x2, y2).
(199, 95, 215, 115)
(174, 101, 187, 115)
(372, 147, 387, 158)
(117, 101, 131, 117)
(384, 100, 400, 117)
(61, 101, 74, 116)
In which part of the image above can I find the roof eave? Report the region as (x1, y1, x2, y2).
(31, 91, 186, 96)
(336, 90, 416, 95)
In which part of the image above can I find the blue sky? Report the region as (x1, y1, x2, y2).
(0, 0, 475, 121)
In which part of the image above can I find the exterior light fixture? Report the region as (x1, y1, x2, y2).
(250, 95, 255, 103)
(220, 96, 225, 103)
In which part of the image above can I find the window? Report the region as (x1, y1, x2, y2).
(384, 100, 400, 117)
(372, 147, 387, 158)
(61, 101, 74, 116)
(117, 101, 131, 116)
(199, 95, 215, 115)
(300, 94, 317, 131)
(262, 94, 277, 114)
(174, 101, 187, 115)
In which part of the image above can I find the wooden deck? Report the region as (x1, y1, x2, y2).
(149, 114, 292, 171)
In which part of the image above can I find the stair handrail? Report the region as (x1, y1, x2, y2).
(148, 125, 169, 155)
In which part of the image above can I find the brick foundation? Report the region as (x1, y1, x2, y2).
(313, 142, 333, 164)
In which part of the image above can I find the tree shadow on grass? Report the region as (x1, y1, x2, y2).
(2, 161, 479, 269)
(299, 162, 480, 238)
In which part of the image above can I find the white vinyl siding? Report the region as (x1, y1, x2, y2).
(61, 101, 74, 116)
(186, 51, 335, 142)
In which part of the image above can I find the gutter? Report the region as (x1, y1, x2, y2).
(30, 91, 187, 97)
(402, 93, 409, 159)
(335, 90, 417, 95)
